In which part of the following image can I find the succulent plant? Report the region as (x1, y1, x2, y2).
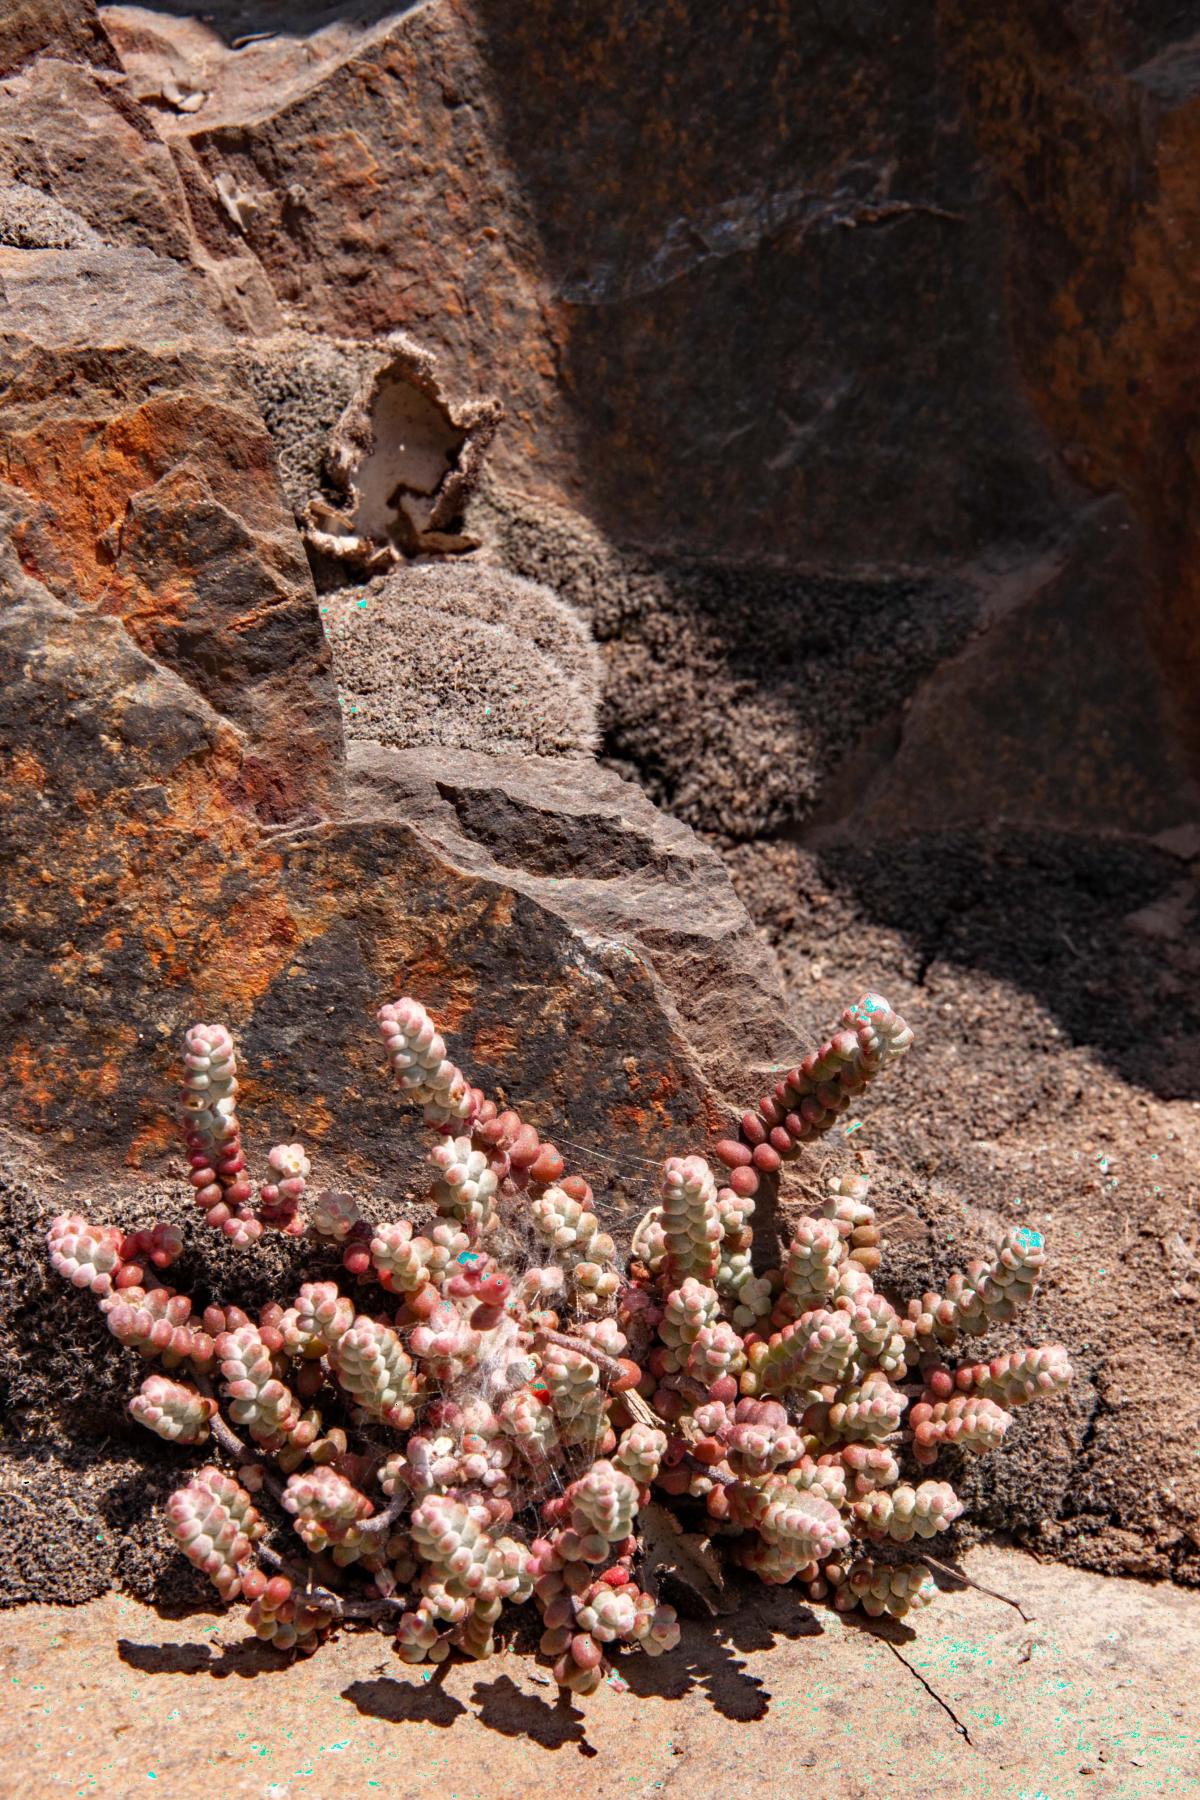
(48, 991, 1070, 1691)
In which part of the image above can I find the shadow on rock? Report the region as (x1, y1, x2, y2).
(342, 1666, 467, 1728)
(468, 1674, 596, 1755)
(619, 1586, 825, 1723)
(742, 825, 1200, 1101)
(118, 1636, 292, 1678)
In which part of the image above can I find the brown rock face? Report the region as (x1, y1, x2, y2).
(2, 0, 1199, 1604)
(0, 574, 782, 1164)
(344, 741, 794, 1110)
(941, 0, 1200, 753)
(0, 0, 117, 76)
(0, 211, 794, 1606)
(159, 0, 1058, 564)
(174, 2, 563, 483)
(0, 235, 784, 1170)
(0, 243, 340, 822)
(138, 0, 1199, 831)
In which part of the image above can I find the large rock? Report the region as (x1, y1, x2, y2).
(144, 0, 1058, 565)
(0, 239, 340, 821)
(0, 24, 281, 327)
(345, 740, 794, 1109)
(0, 559, 785, 1178)
(156, 2, 564, 481)
(98, 0, 1200, 823)
(0, 225, 797, 1606)
(0, 254, 785, 1162)
(943, 0, 1200, 758)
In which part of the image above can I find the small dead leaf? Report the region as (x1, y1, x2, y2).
(639, 1501, 726, 1617)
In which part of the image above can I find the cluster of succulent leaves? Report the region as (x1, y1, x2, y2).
(47, 992, 1070, 1694)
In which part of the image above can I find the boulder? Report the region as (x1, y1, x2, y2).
(0, 222, 797, 1606)
(105, 0, 1200, 817)
(0, 239, 340, 821)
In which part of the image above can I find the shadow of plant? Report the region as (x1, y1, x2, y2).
(617, 1582, 826, 1723)
(118, 1636, 292, 1678)
(468, 1674, 596, 1755)
(111, 1556, 932, 1743)
(342, 1665, 468, 1728)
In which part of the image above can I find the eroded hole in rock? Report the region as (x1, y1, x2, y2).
(302, 334, 502, 573)
(353, 368, 466, 549)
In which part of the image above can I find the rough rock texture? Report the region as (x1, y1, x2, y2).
(96, 2, 1200, 715)
(344, 741, 790, 1110)
(0, 558, 765, 1169)
(151, 1, 566, 488)
(233, 333, 383, 516)
(1, 0, 1199, 1620)
(0, 17, 279, 327)
(92, 0, 1200, 833)
(941, 1, 1200, 764)
(480, 478, 1198, 842)
(0, 180, 99, 248)
(324, 564, 601, 757)
(4, 1550, 1199, 1798)
(0, 215, 797, 1609)
(0, 0, 118, 76)
(0, 242, 341, 819)
(136, 0, 1057, 564)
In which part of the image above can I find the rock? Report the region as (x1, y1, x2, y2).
(0, 35, 280, 328)
(100, 3, 390, 128)
(163, 0, 1055, 565)
(0, 239, 341, 820)
(830, 501, 1200, 840)
(0, 551, 775, 1185)
(0, 54, 199, 265)
(324, 563, 602, 758)
(942, 0, 1200, 766)
(3, 1548, 1199, 1794)
(116, 0, 1200, 819)
(344, 739, 795, 1106)
(167, 2, 569, 490)
(0, 0, 119, 77)
(0, 234, 797, 1608)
